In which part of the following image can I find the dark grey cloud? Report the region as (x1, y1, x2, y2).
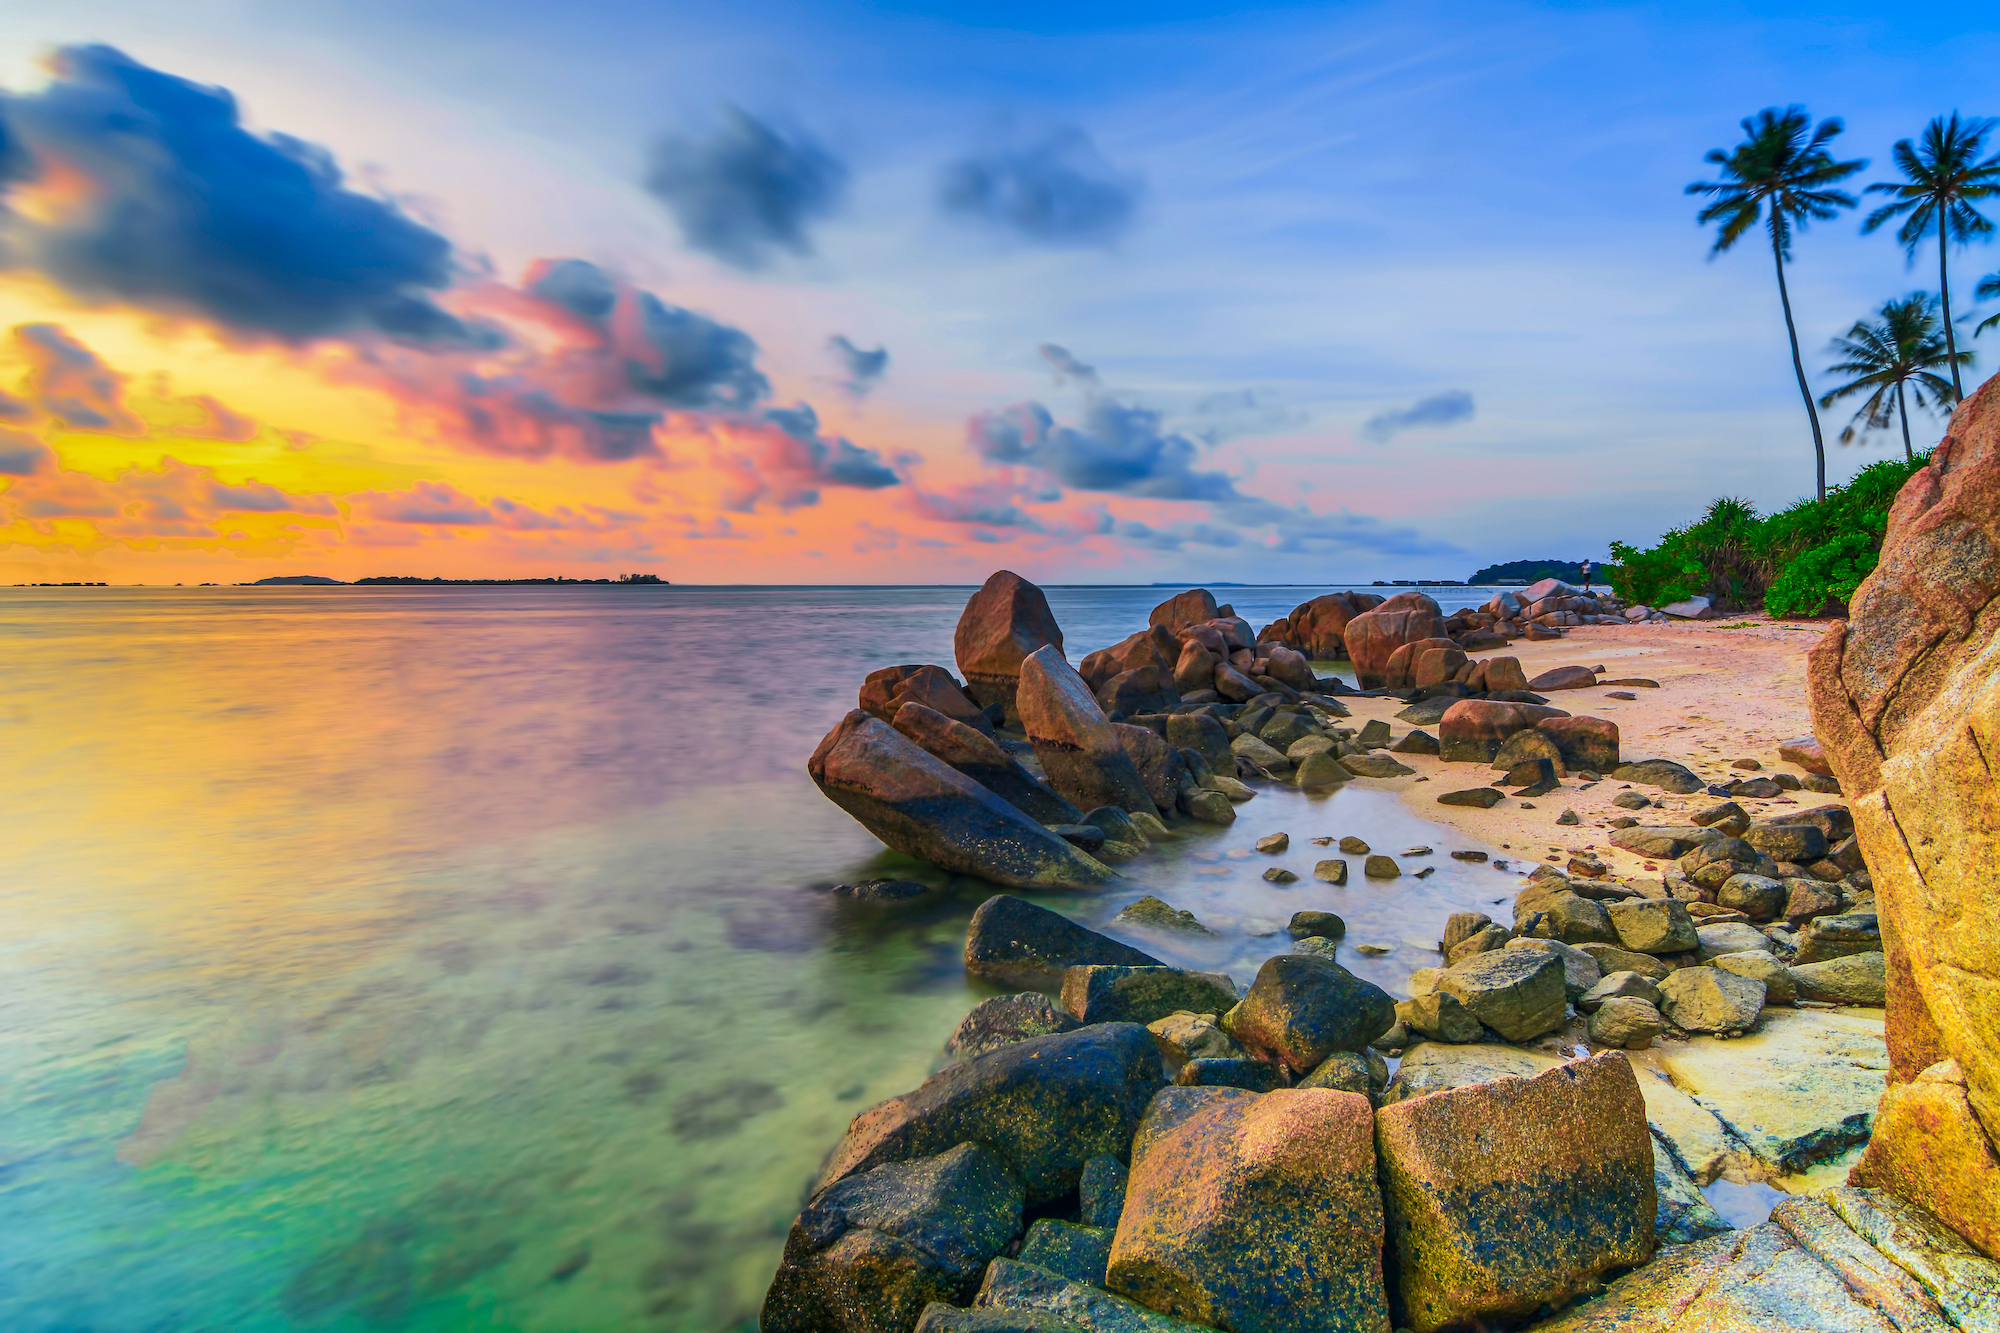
(828, 335, 888, 397)
(0, 429, 51, 476)
(1361, 390, 1475, 442)
(526, 258, 619, 324)
(17, 323, 139, 431)
(1039, 343, 1098, 385)
(940, 127, 1141, 246)
(627, 290, 770, 409)
(645, 108, 848, 271)
(0, 45, 475, 345)
(763, 403, 899, 490)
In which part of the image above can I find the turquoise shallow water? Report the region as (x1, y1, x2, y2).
(0, 583, 1514, 1332)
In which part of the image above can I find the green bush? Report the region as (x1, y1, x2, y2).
(1607, 454, 1928, 617)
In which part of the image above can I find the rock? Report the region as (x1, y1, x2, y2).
(1259, 711, 1320, 752)
(1262, 645, 1319, 692)
(914, 1305, 1087, 1333)
(1313, 859, 1349, 885)
(1590, 997, 1667, 1048)
(1745, 822, 1830, 864)
(1173, 1057, 1287, 1093)
(1851, 1061, 2000, 1259)
(1382, 1042, 1563, 1103)
(1397, 991, 1483, 1044)
(1338, 836, 1370, 854)
(1255, 832, 1290, 854)
(1297, 1049, 1387, 1096)
(1781, 878, 1843, 926)
(1711, 949, 1797, 1005)
(1262, 867, 1298, 884)
(1437, 786, 1505, 808)
(1079, 1155, 1128, 1230)
(955, 571, 1065, 722)
(1612, 791, 1652, 810)
(1018, 1220, 1116, 1288)
(1792, 911, 1881, 965)
(1082, 807, 1148, 858)
(1718, 873, 1787, 923)
(1525, 892, 1619, 946)
(1792, 952, 1887, 1006)
(1363, 855, 1400, 879)
(965, 896, 1163, 990)
(1606, 899, 1698, 954)
(1344, 592, 1448, 687)
(1390, 728, 1439, 756)
(1107, 723, 1187, 816)
(974, 1257, 1216, 1332)
(1221, 955, 1396, 1074)
(1777, 736, 1834, 777)
(864, 663, 996, 732)
(1480, 656, 1531, 693)
(1170, 639, 1218, 697)
(763, 1142, 1025, 1333)
(1657, 966, 1765, 1034)
(817, 1024, 1166, 1203)
(1164, 712, 1231, 771)
(1292, 750, 1352, 791)
(1146, 1012, 1246, 1071)
(1435, 949, 1566, 1041)
(833, 878, 937, 904)
(1149, 589, 1223, 634)
(1826, 1182, 2000, 1326)
(1446, 924, 1511, 965)
(1693, 799, 1750, 834)
(1106, 1089, 1389, 1333)
(1655, 1007, 1888, 1175)
(812, 713, 1117, 891)
(1339, 752, 1416, 779)
(1018, 648, 1158, 817)
(948, 994, 1084, 1060)
(1396, 696, 1456, 726)
(1610, 759, 1704, 794)
(1575, 942, 1673, 981)
(1527, 665, 1598, 691)
(1659, 595, 1718, 618)
(1114, 896, 1212, 936)
(1080, 626, 1181, 691)
(1692, 922, 1774, 962)
(1374, 1052, 1657, 1332)
(1441, 911, 1494, 952)
(1505, 936, 1604, 1000)
(895, 702, 1084, 825)
(1579, 971, 1663, 1011)
(1282, 591, 1380, 659)
(1437, 699, 1534, 763)
(1061, 967, 1239, 1028)
(1608, 824, 1714, 858)
(1538, 716, 1621, 774)
(1651, 1143, 1735, 1247)
(1051, 824, 1108, 854)
(1494, 730, 1566, 774)
(1288, 910, 1346, 939)
(1228, 731, 1292, 779)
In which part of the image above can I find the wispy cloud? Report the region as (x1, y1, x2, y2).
(828, 335, 889, 397)
(939, 126, 1141, 246)
(1360, 390, 1474, 442)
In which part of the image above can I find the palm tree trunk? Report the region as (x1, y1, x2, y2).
(1771, 224, 1828, 502)
(1939, 209, 1964, 400)
(1897, 380, 1913, 461)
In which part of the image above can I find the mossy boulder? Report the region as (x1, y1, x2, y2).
(1108, 1089, 1389, 1333)
(964, 895, 1162, 991)
(1060, 966, 1239, 1027)
(1434, 949, 1566, 1042)
(1221, 954, 1396, 1074)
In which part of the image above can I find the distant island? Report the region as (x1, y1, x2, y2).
(246, 574, 669, 586)
(1466, 558, 1589, 584)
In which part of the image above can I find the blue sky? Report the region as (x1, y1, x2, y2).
(1, 0, 1996, 581)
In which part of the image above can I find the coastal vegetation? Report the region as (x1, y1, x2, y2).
(1606, 453, 1928, 616)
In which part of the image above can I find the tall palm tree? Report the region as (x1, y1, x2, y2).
(1864, 114, 2000, 400)
(1819, 294, 1968, 459)
(1689, 107, 1864, 502)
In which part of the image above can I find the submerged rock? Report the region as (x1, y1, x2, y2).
(1115, 895, 1212, 936)
(1107, 1088, 1388, 1333)
(964, 895, 1163, 991)
(764, 1141, 1025, 1333)
(811, 712, 1115, 890)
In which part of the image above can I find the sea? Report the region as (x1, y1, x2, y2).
(1, 582, 1526, 1332)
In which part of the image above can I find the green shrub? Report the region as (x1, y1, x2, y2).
(1607, 453, 1929, 617)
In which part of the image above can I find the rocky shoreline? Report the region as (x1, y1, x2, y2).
(769, 553, 1996, 1330)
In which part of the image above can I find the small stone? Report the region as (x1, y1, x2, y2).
(1438, 787, 1506, 808)
(1556, 809, 1580, 826)
(1392, 729, 1440, 755)
(1606, 690, 1637, 700)
(1613, 791, 1651, 810)
(1414, 866, 1435, 879)
(1175, 1057, 1287, 1092)
(1588, 996, 1667, 1048)
(1256, 832, 1290, 854)
(1717, 873, 1787, 923)
(1147, 1011, 1247, 1069)
(1288, 911, 1346, 939)
(1314, 859, 1349, 885)
(1115, 895, 1214, 935)
(1341, 752, 1417, 779)
(1355, 943, 1391, 956)
(1356, 718, 1392, 747)
(1402, 845, 1433, 856)
(1731, 757, 1762, 770)
(1696, 920, 1773, 959)
(1263, 867, 1299, 884)
(1364, 855, 1400, 879)
(1792, 912, 1881, 966)
(1338, 836, 1370, 854)
(1396, 991, 1483, 1043)
(1451, 850, 1489, 862)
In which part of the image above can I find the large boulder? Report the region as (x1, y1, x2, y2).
(1110, 723, 1189, 816)
(1851, 1060, 2000, 1258)
(964, 895, 1162, 991)
(1379, 636, 1458, 690)
(1149, 589, 1222, 634)
(1107, 1089, 1390, 1333)
(1285, 591, 1382, 659)
(1606, 899, 1699, 955)
(1172, 638, 1217, 695)
(1792, 912, 1881, 966)
(954, 571, 1065, 722)
(1096, 666, 1180, 719)
(1610, 759, 1705, 794)
(1059, 966, 1239, 1027)
(1537, 716, 1620, 773)
(1438, 699, 1537, 763)
(811, 712, 1115, 890)
(764, 1142, 1024, 1333)
(1017, 646, 1158, 817)
(1434, 949, 1566, 1041)
(971, 1257, 1217, 1332)
(1165, 712, 1232, 772)
(816, 1024, 1167, 1204)
(1221, 955, 1396, 1074)
(1079, 625, 1181, 690)
(1374, 1052, 1656, 1333)
(1657, 966, 1765, 1035)
(1343, 592, 1447, 688)
(893, 703, 1083, 826)
(863, 664, 996, 733)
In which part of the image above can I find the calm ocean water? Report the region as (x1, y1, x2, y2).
(0, 583, 1518, 1332)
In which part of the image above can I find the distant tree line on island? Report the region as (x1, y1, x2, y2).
(248, 573, 669, 586)
(1466, 559, 1589, 585)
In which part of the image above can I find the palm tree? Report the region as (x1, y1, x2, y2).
(1863, 114, 2000, 400)
(1819, 294, 1968, 459)
(1689, 107, 1864, 502)
(1979, 271, 2000, 335)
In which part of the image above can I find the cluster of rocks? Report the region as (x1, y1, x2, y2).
(766, 893, 1670, 1333)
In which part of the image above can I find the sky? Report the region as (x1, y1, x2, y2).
(0, 0, 1995, 585)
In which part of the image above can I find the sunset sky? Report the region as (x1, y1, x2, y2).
(0, 0, 1994, 584)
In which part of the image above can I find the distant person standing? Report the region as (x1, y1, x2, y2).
(1580, 560, 1593, 592)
